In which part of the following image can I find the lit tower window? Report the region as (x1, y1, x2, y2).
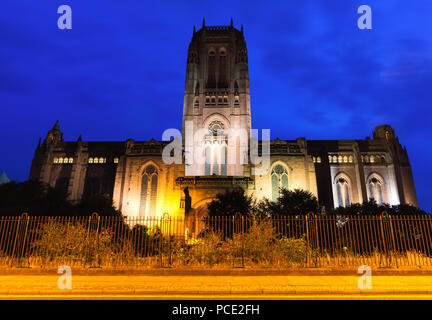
(205, 121, 227, 175)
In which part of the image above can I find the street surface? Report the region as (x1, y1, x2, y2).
(0, 274, 431, 299)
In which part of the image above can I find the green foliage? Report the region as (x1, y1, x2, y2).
(0, 180, 75, 216)
(240, 220, 276, 263)
(277, 237, 310, 264)
(239, 219, 310, 265)
(172, 219, 310, 267)
(327, 199, 429, 216)
(76, 194, 122, 217)
(207, 188, 255, 217)
(35, 221, 113, 264)
(131, 224, 161, 257)
(0, 180, 121, 217)
(188, 232, 225, 266)
(258, 188, 319, 216)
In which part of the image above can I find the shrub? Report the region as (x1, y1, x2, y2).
(187, 232, 226, 266)
(241, 220, 276, 263)
(172, 219, 311, 267)
(277, 237, 309, 264)
(130, 224, 161, 257)
(35, 221, 113, 265)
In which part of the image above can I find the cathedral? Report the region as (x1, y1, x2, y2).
(29, 21, 418, 220)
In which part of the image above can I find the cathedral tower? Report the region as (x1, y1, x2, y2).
(182, 19, 251, 176)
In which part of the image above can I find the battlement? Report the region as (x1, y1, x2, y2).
(205, 25, 231, 31)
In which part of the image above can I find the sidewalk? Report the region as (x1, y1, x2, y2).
(0, 273, 432, 299)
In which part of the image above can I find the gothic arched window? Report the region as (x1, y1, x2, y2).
(195, 81, 200, 96)
(205, 121, 227, 176)
(218, 50, 227, 88)
(205, 143, 212, 175)
(368, 176, 384, 205)
(271, 164, 288, 202)
(335, 176, 351, 208)
(139, 165, 158, 218)
(207, 51, 216, 88)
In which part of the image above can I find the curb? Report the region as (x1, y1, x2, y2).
(1, 289, 432, 296)
(1, 268, 432, 276)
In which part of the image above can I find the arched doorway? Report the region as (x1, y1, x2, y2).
(185, 202, 212, 239)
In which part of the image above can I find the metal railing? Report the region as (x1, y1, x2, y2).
(0, 212, 431, 268)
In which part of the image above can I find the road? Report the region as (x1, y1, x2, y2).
(0, 274, 431, 299)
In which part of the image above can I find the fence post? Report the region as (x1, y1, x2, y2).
(379, 212, 388, 268)
(158, 215, 163, 267)
(167, 214, 172, 266)
(194, 212, 199, 238)
(10, 214, 24, 267)
(305, 214, 310, 267)
(19, 213, 30, 267)
(160, 213, 171, 268)
(92, 212, 101, 268)
(234, 212, 244, 268)
(241, 214, 244, 268)
(315, 214, 320, 267)
(84, 215, 92, 267)
(387, 213, 398, 268)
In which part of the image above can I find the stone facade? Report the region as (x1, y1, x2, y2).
(29, 22, 418, 219)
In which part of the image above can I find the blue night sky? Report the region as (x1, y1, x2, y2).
(1, 1, 431, 210)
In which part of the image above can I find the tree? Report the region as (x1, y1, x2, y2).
(76, 194, 122, 217)
(0, 180, 75, 216)
(207, 188, 255, 217)
(258, 188, 319, 216)
(0, 180, 122, 217)
(326, 199, 429, 216)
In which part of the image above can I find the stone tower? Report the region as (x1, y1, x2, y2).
(182, 19, 251, 176)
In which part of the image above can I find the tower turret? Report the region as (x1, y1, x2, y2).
(43, 120, 63, 146)
(182, 20, 252, 176)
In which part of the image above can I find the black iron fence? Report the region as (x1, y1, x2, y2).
(0, 212, 431, 268)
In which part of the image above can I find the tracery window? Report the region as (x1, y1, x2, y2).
(335, 176, 351, 208)
(368, 176, 384, 205)
(139, 165, 158, 218)
(207, 51, 216, 88)
(218, 50, 227, 87)
(271, 164, 288, 202)
(205, 121, 227, 175)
